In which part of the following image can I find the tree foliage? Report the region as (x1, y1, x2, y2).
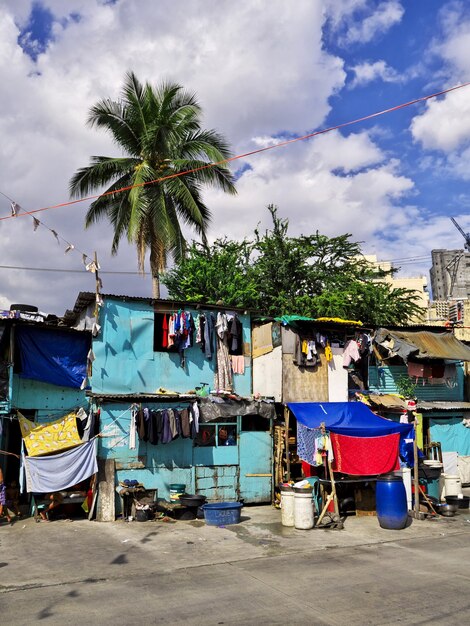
(162, 205, 423, 325)
(69, 72, 236, 297)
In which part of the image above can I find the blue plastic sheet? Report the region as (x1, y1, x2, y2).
(287, 402, 412, 437)
(16, 326, 89, 389)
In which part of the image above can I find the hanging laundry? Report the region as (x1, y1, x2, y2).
(180, 408, 191, 438)
(330, 432, 400, 475)
(203, 312, 216, 360)
(162, 314, 168, 348)
(214, 313, 233, 391)
(293, 334, 317, 368)
(190, 402, 200, 436)
(342, 339, 360, 367)
(161, 410, 173, 444)
(228, 314, 243, 355)
(231, 355, 245, 375)
(129, 407, 137, 450)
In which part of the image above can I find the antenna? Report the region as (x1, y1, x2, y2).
(450, 217, 470, 251)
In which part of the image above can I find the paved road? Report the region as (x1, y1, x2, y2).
(1, 509, 469, 625)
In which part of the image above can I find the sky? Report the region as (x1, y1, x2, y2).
(1, 0, 470, 315)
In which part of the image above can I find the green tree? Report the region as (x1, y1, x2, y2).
(69, 72, 236, 297)
(162, 205, 423, 324)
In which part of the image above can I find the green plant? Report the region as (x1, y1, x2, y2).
(396, 375, 417, 399)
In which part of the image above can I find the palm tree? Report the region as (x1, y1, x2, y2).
(69, 72, 237, 297)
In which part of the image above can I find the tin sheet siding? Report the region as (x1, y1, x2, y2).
(11, 374, 87, 418)
(368, 364, 464, 401)
(91, 298, 252, 396)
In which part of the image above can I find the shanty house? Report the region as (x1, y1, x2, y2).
(63, 293, 275, 514)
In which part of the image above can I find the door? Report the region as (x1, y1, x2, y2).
(239, 415, 273, 503)
(192, 419, 239, 501)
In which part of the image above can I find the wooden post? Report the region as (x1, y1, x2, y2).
(413, 419, 420, 517)
(328, 457, 339, 516)
(284, 405, 291, 482)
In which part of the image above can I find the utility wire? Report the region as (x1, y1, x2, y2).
(1, 80, 470, 223)
(0, 264, 147, 275)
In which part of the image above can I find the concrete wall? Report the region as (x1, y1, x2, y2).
(91, 298, 252, 396)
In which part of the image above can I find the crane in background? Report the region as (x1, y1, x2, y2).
(444, 217, 470, 301)
(451, 217, 470, 252)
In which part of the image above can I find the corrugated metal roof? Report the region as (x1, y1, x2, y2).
(417, 401, 470, 411)
(62, 292, 253, 326)
(87, 392, 197, 401)
(375, 328, 470, 361)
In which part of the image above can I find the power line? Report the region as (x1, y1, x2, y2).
(1, 80, 470, 223)
(0, 264, 147, 275)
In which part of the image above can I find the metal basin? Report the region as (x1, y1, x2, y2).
(435, 502, 458, 517)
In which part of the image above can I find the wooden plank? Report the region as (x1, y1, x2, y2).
(96, 458, 115, 522)
(282, 351, 328, 403)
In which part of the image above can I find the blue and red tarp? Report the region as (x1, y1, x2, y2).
(288, 402, 413, 475)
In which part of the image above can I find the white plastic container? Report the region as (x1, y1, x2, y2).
(444, 474, 462, 497)
(294, 488, 314, 530)
(394, 468, 413, 511)
(280, 486, 295, 527)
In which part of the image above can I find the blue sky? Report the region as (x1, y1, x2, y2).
(1, 0, 470, 312)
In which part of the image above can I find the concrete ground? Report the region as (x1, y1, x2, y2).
(1, 506, 470, 625)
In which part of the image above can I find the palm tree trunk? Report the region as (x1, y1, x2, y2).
(152, 274, 160, 299)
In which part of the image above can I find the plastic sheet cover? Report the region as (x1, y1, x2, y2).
(287, 402, 412, 437)
(16, 326, 89, 389)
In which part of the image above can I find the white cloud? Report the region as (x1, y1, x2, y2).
(0, 0, 454, 315)
(349, 60, 402, 87)
(0, 1, 348, 313)
(409, 5, 470, 159)
(411, 88, 470, 152)
(327, 0, 404, 46)
(205, 133, 414, 251)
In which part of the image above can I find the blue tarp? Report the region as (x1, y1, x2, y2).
(287, 402, 412, 437)
(17, 326, 89, 389)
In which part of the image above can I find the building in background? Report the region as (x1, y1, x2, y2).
(362, 254, 429, 318)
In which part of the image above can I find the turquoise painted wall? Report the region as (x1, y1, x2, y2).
(91, 298, 252, 396)
(11, 374, 88, 421)
(429, 413, 470, 456)
(369, 364, 465, 401)
(98, 402, 272, 505)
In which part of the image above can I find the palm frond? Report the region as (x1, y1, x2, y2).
(69, 156, 139, 198)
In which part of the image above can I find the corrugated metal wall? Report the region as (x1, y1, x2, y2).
(368, 364, 465, 401)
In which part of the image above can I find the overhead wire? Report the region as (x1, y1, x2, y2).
(1, 80, 470, 223)
(0, 189, 92, 263)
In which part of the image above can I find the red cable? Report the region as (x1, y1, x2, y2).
(2, 81, 469, 222)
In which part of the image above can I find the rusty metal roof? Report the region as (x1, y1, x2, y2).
(417, 401, 470, 411)
(375, 328, 470, 361)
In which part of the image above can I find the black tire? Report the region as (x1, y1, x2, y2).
(10, 304, 38, 313)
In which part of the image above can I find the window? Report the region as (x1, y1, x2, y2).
(194, 419, 237, 447)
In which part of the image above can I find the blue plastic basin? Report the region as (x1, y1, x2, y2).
(202, 502, 243, 525)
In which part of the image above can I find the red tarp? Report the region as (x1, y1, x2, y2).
(330, 432, 400, 476)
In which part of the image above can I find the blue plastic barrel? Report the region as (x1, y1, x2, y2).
(375, 475, 408, 530)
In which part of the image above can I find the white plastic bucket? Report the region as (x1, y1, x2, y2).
(394, 468, 412, 511)
(280, 487, 295, 527)
(294, 489, 314, 530)
(444, 474, 462, 497)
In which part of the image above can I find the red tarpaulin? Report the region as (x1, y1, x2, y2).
(330, 432, 400, 476)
